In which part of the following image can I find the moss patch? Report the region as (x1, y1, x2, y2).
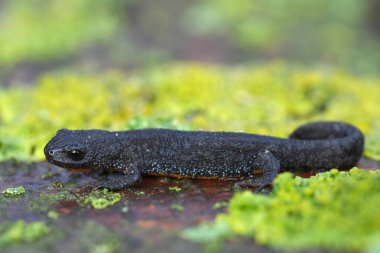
(183, 168, 380, 252)
(47, 210, 59, 220)
(0, 220, 50, 248)
(82, 189, 122, 209)
(2, 186, 26, 197)
(170, 204, 184, 212)
(168, 186, 182, 192)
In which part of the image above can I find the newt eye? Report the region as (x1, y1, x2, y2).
(64, 143, 86, 161)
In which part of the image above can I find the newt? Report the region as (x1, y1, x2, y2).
(44, 121, 364, 190)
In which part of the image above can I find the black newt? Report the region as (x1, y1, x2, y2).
(44, 121, 364, 190)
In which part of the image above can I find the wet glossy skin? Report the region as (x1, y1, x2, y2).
(44, 121, 364, 190)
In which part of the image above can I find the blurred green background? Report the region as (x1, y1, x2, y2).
(1, 0, 380, 85)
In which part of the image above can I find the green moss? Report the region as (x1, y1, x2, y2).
(82, 189, 121, 209)
(182, 220, 232, 243)
(184, 168, 380, 252)
(27, 188, 76, 212)
(212, 201, 228, 210)
(168, 186, 182, 192)
(170, 204, 184, 212)
(41, 171, 54, 180)
(133, 191, 146, 196)
(2, 186, 26, 197)
(47, 210, 59, 220)
(47, 180, 65, 189)
(0, 220, 50, 247)
(1, 64, 379, 161)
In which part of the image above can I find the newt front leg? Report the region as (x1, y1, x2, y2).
(95, 164, 142, 190)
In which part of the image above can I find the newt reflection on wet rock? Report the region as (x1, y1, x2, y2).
(44, 122, 364, 191)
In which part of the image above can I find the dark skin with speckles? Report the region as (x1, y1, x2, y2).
(44, 121, 364, 191)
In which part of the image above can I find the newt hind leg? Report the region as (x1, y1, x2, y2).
(235, 150, 280, 192)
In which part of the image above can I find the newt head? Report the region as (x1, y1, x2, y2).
(44, 128, 111, 171)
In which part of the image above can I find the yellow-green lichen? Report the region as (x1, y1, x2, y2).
(2, 186, 26, 197)
(83, 189, 122, 209)
(0, 220, 50, 247)
(183, 168, 380, 252)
